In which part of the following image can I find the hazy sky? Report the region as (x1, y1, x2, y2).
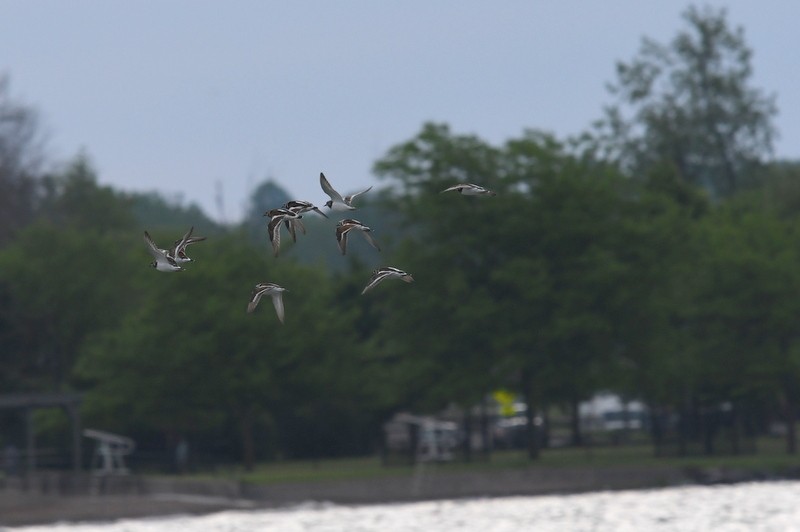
(2, 1, 798, 222)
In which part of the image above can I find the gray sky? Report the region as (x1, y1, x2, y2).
(2, 1, 798, 223)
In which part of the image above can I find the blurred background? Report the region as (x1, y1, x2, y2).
(1, 2, 800, 479)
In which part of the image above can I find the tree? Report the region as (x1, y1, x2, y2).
(373, 124, 681, 458)
(0, 74, 46, 245)
(0, 156, 142, 390)
(596, 5, 777, 197)
(683, 201, 800, 454)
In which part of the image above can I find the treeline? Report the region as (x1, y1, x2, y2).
(2, 6, 800, 468)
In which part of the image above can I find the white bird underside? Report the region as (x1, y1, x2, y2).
(361, 267, 414, 294)
(441, 183, 496, 196)
(247, 283, 287, 324)
(143, 231, 183, 272)
(320, 172, 372, 210)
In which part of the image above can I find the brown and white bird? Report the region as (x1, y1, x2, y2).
(281, 200, 327, 242)
(320, 172, 372, 211)
(247, 282, 287, 324)
(361, 267, 414, 295)
(284, 200, 328, 219)
(335, 219, 381, 255)
(171, 226, 207, 264)
(264, 208, 302, 256)
(441, 183, 496, 196)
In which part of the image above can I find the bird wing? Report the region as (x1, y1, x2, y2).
(143, 231, 168, 260)
(361, 270, 390, 294)
(271, 291, 285, 324)
(182, 236, 207, 248)
(172, 226, 194, 251)
(345, 186, 373, 204)
(247, 288, 265, 313)
(268, 217, 282, 256)
(360, 229, 381, 252)
(335, 224, 350, 255)
(284, 219, 297, 243)
(440, 184, 466, 193)
(320, 172, 344, 202)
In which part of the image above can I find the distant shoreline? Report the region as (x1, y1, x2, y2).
(2, 464, 799, 527)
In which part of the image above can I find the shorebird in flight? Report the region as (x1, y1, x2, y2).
(264, 208, 302, 256)
(320, 172, 372, 211)
(335, 219, 381, 255)
(171, 226, 207, 264)
(247, 282, 288, 324)
(441, 183, 496, 196)
(281, 200, 327, 242)
(361, 267, 414, 294)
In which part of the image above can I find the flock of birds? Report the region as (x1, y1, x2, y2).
(144, 173, 496, 324)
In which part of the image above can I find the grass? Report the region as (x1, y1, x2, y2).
(183, 436, 800, 486)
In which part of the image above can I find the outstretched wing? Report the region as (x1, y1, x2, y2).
(320, 172, 344, 203)
(360, 229, 381, 252)
(268, 217, 283, 256)
(345, 186, 373, 204)
(361, 270, 390, 295)
(335, 224, 350, 255)
(247, 288, 265, 313)
(270, 291, 285, 324)
(143, 231, 167, 259)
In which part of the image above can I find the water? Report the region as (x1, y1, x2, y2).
(9, 481, 800, 532)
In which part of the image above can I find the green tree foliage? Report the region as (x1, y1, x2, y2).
(596, 5, 777, 197)
(0, 156, 141, 391)
(372, 124, 691, 457)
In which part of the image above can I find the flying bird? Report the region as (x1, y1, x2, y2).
(264, 208, 302, 256)
(171, 226, 207, 264)
(441, 183, 496, 196)
(320, 172, 372, 211)
(335, 219, 381, 255)
(284, 200, 329, 219)
(361, 267, 414, 294)
(247, 282, 287, 324)
(281, 200, 327, 242)
(143, 231, 183, 272)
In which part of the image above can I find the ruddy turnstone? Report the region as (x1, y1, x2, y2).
(143, 231, 183, 272)
(441, 183, 496, 196)
(284, 200, 329, 219)
(320, 172, 372, 211)
(335, 219, 381, 255)
(172, 226, 207, 264)
(361, 267, 414, 294)
(281, 200, 326, 242)
(264, 208, 302, 256)
(247, 282, 287, 324)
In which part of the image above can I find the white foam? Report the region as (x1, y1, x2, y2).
(10, 481, 800, 532)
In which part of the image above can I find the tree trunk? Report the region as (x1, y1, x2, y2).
(521, 368, 539, 460)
